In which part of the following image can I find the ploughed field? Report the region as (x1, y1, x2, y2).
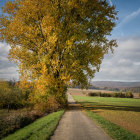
(70, 89, 140, 136)
(68, 88, 115, 96)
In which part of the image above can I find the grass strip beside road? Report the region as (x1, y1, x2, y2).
(2, 110, 64, 140)
(84, 110, 140, 140)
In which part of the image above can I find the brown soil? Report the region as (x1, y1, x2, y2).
(93, 109, 140, 136)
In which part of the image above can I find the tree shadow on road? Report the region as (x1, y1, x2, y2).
(67, 102, 82, 111)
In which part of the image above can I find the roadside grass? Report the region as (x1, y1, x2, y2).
(2, 110, 64, 140)
(73, 96, 140, 136)
(84, 110, 140, 140)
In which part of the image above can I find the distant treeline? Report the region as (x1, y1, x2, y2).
(121, 87, 140, 93)
(70, 85, 140, 93)
(89, 86, 120, 91)
(87, 91, 134, 98)
(71, 85, 120, 92)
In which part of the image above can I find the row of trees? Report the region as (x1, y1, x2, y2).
(122, 87, 140, 93)
(87, 91, 134, 98)
(0, 0, 117, 108)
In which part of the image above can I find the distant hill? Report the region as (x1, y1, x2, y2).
(89, 81, 140, 93)
(69, 81, 140, 93)
(91, 81, 140, 88)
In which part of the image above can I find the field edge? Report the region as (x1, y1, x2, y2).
(84, 110, 140, 140)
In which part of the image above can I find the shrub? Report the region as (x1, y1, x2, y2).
(0, 109, 42, 139)
(113, 92, 125, 98)
(100, 93, 111, 97)
(125, 91, 133, 98)
(57, 95, 68, 108)
(86, 90, 133, 98)
(88, 92, 112, 97)
(88, 92, 98, 96)
(19, 115, 33, 128)
(34, 95, 60, 113)
(97, 92, 102, 96)
(29, 86, 67, 113)
(0, 89, 28, 110)
(0, 81, 30, 111)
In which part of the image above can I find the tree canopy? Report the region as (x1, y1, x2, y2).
(0, 0, 117, 101)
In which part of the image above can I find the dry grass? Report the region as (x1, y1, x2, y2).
(68, 88, 115, 96)
(134, 93, 140, 98)
(0, 108, 43, 139)
(0, 109, 28, 119)
(92, 109, 140, 136)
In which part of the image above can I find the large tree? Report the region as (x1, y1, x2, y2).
(0, 0, 117, 101)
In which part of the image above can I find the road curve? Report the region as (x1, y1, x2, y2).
(50, 93, 112, 140)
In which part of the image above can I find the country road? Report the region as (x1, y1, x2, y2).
(50, 93, 112, 140)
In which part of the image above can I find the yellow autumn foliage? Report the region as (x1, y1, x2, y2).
(0, 0, 117, 106)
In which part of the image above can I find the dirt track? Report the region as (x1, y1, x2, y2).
(50, 93, 112, 140)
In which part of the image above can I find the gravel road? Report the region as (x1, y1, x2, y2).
(50, 93, 112, 140)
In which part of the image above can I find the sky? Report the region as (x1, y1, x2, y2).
(0, 0, 140, 82)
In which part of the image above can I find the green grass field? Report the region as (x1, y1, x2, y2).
(73, 96, 140, 138)
(73, 95, 140, 107)
(2, 110, 64, 140)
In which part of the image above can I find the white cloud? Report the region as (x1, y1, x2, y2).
(0, 43, 18, 80)
(0, 42, 10, 56)
(109, 0, 113, 6)
(94, 37, 140, 81)
(117, 8, 140, 28)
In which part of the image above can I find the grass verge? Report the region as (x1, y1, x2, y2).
(84, 110, 140, 140)
(2, 110, 64, 140)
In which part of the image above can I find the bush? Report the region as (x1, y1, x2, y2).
(86, 90, 134, 99)
(0, 81, 30, 110)
(125, 91, 133, 98)
(87, 92, 111, 97)
(19, 115, 33, 128)
(57, 95, 68, 108)
(87, 92, 101, 96)
(34, 95, 60, 113)
(0, 109, 42, 139)
(29, 85, 67, 113)
(100, 93, 111, 97)
(113, 92, 125, 98)
(88, 92, 97, 96)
